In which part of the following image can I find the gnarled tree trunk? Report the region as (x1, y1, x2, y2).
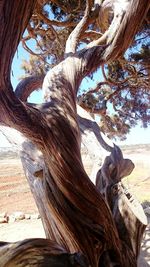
(0, 0, 149, 266)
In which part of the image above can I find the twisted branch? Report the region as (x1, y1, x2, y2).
(65, 0, 100, 54)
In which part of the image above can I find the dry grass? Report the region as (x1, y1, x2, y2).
(121, 144, 150, 203)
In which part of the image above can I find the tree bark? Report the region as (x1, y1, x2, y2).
(0, 0, 148, 266)
(0, 238, 89, 267)
(96, 146, 147, 265)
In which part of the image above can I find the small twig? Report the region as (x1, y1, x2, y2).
(73, 0, 81, 12)
(102, 65, 135, 86)
(120, 58, 150, 67)
(22, 39, 48, 57)
(37, 12, 77, 28)
(81, 30, 102, 40)
(135, 33, 149, 42)
(45, 0, 69, 13)
(106, 86, 124, 101)
(86, 81, 110, 94)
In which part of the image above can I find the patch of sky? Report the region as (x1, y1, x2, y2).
(43, 3, 55, 20)
(79, 68, 103, 94)
(11, 43, 29, 89)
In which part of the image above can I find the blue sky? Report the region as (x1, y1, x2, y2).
(0, 43, 149, 147)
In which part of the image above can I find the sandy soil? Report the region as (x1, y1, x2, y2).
(0, 159, 38, 214)
(0, 219, 45, 242)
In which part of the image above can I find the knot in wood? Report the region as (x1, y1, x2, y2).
(111, 183, 120, 196)
(70, 252, 89, 267)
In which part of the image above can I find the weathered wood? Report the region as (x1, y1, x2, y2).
(0, 108, 116, 262)
(1, 119, 147, 266)
(96, 145, 148, 266)
(0, 238, 89, 267)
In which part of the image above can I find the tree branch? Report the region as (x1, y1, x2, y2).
(22, 39, 48, 57)
(104, 0, 150, 60)
(0, 1, 36, 86)
(0, 0, 48, 145)
(0, 238, 89, 267)
(49, 0, 70, 13)
(36, 12, 77, 28)
(75, 0, 149, 81)
(65, 0, 100, 54)
(81, 30, 102, 41)
(86, 0, 150, 61)
(15, 75, 44, 101)
(96, 145, 147, 261)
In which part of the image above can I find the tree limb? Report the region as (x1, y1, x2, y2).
(36, 12, 77, 28)
(49, 0, 70, 13)
(65, 0, 100, 54)
(104, 0, 150, 60)
(0, 1, 36, 85)
(96, 145, 147, 261)
(81, 30, 102, 41)
(0, 238, 89, 267)
(86, 0, 150, 61)
(22, 38, 48, 57)
(15, 75, 44, 101)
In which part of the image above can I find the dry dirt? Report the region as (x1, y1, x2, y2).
(0, 146, 150, 266)
(0, 158, 38, 214)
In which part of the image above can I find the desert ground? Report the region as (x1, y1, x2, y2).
(0, 144, 150, 266)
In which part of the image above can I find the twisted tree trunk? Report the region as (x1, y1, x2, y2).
(0, 0, 149, 266)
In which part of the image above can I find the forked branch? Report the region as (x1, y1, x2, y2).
(86, 0, 150, 61)
(65, 0, 100, 54)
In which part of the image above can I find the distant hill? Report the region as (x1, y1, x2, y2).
(0, 147, 19, 160)
(120, 143, 150, 155)
(0, 144, 150, 160)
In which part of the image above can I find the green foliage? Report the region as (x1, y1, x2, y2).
(100, 114, 131, 141)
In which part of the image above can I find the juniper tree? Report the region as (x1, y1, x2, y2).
(0, 1, 149, 266)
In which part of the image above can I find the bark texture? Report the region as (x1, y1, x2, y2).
(0, 0, 149, 266)
(0, 238, 89, 267)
